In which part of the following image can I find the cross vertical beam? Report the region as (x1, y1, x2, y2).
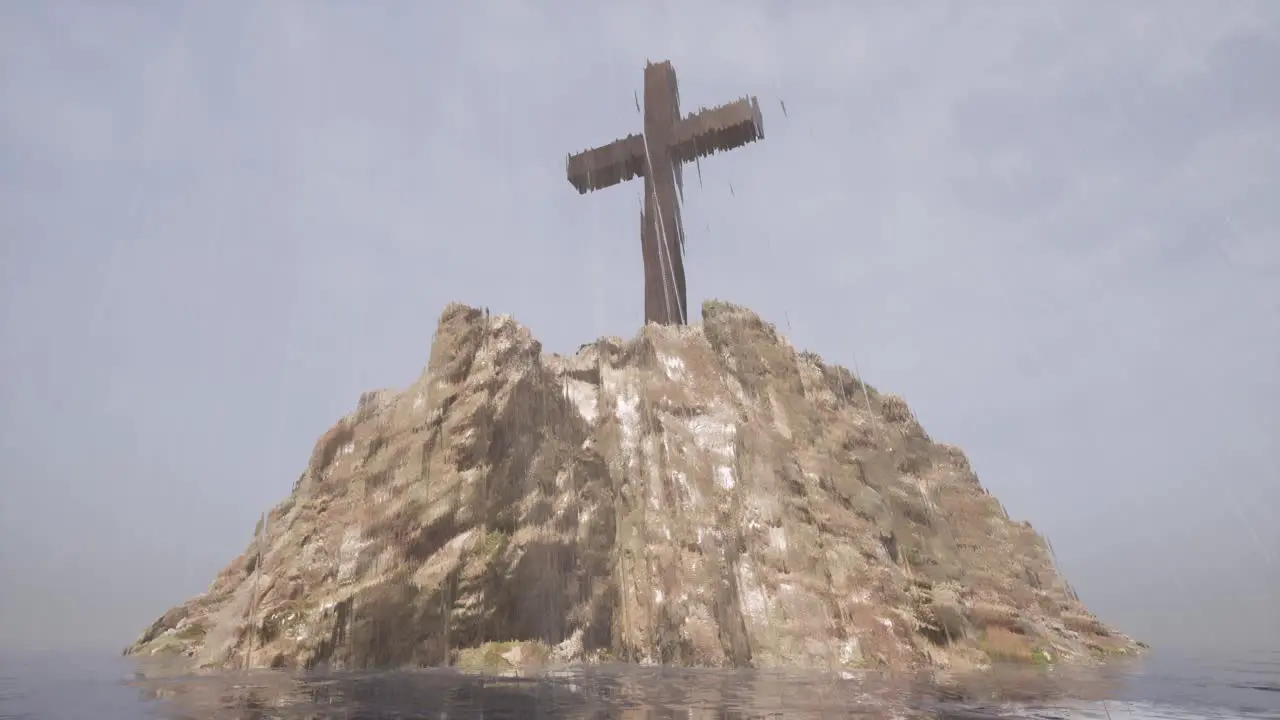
(566, 60, 765, 326)
(640, 61, 687, 325)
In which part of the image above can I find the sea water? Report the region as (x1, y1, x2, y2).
(1, 648, 1275, 719)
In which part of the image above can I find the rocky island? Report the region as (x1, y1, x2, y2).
(125, 301, 1140, 673)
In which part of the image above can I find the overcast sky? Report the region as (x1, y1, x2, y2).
(1, 1, 1277, 656)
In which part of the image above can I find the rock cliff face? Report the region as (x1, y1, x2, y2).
(125, 301, 1139, 673)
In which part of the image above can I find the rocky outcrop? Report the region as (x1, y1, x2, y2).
(124, 301, 1140, 673)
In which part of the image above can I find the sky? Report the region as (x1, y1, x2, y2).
(1, 1, 1277, 656)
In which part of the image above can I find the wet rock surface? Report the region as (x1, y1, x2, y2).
(124, 301, 1140, 673)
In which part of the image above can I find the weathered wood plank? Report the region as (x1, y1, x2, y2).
(673, 97, 765, 163)
(566, 134, 647, 194)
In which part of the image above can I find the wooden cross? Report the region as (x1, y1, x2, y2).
(566, 60, 765, 326)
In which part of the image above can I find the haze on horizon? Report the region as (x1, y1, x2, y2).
(1, 1, 1277, 656)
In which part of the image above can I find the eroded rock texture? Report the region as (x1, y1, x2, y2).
(125, 302, 1139, 672)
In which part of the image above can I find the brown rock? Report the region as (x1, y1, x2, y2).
(123, 301, 1140, 672)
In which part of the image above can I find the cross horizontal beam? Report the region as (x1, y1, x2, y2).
(566, 134, 646, 195)
(565, 96, 764, 195)
(673, 96, 765, 163)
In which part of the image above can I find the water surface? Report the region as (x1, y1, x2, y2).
(1, 649, 1274, 719)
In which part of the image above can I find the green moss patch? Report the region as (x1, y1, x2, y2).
(453, 641, 551, 671)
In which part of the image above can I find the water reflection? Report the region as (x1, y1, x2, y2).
(128, 661, 1157, 720)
